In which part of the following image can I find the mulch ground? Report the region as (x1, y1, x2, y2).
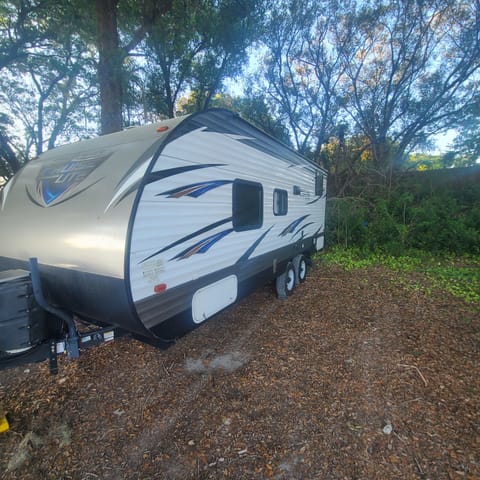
(0, 263, 479, 480)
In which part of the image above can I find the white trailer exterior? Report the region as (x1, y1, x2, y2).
(0, 109, 326, 345)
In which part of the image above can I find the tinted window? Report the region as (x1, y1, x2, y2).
(315, 173, 324, 196)
(273, 189, 288, 216)
(233, 180, 263, 231)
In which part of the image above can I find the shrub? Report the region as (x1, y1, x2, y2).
(325, 174, 480, 256)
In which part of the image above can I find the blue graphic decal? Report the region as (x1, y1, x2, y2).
(42, 180, 64, 204)
(307, 196, 322, 205)
(236, 227, 273, 264)
(292, 222, 315, 239)
(172, 229, 234, 260)
(145, 164, 226, 186)
(158, 180, 232, 199)
(312, 225, 325, 242)
(279, 215, 310, 237)
(140, 217, 233, 263)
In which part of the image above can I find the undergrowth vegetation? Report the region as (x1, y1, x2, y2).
(319, 247, 480, 307)
(326, 167, 480, 256)
(322, 167, 480, 307)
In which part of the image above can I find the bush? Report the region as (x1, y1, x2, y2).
(409, 194, 480, 254)
(325, 175, 480, 256)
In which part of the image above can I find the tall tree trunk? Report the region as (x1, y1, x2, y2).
(96, 0, 123, 134)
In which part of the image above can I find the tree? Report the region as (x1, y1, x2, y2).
(338, 0, 480, 176)
(0, 0, 55, 70)
(0, 114, 21, 179)
(95, 0, 122, 134)
(142, 0, 265, 119)
(0, 35, 97, 157)
(259, 0, 348, 162)
(0, 0, 67, 178)
(94, 0, 173, 133)
(189, 0, 264, 111)
(452, 93, 480, 165)
(0, 0, 100, 164)
(141, 0, 209, 119)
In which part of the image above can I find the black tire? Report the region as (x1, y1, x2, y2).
(293, 254, 308, 285)
(275, 262, 296, 299)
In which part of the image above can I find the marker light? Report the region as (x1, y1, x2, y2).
(154, 283, 167, 293)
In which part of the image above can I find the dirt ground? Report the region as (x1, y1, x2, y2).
(0, 262, 479, 480)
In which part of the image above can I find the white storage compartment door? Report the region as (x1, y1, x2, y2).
(192, 275, 238, 324)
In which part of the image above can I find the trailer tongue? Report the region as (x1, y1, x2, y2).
(0, 260, 120, 373)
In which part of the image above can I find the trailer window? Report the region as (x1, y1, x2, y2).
(233, 180, 263, 231)
(315, 173, 324, 196)
(273, 189, 288, 216)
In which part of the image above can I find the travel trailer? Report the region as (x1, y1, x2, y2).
(0, 109, 327, 372)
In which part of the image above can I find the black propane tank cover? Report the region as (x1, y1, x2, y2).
(0, 270, 47, 351)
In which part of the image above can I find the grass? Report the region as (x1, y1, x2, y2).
(318, 247, 480, 306)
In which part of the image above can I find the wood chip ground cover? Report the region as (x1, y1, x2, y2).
(0, 264, 478, 479)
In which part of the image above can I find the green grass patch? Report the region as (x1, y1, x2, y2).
(318, 247, 480, 306)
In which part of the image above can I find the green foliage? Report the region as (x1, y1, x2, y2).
(325, 197, 370, 249)
(408, 194, 480, 254)
(144, 0, 265, 118)
(408, 150, 477, 170)
(0, 113, 22, 177)
(407, 153, 445, 171)
(320, 247, 480, 306)
(0, 0, 99, 169)
(326, 168, 480, 256)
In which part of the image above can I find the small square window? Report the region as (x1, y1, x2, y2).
(273, 189, 288, 216)
(232, 180, 263, 231)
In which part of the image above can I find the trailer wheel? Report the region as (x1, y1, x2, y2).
(276, 262, 296, 299)
(293, 254, 308, 285)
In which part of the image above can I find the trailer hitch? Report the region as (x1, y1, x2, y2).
(28, 258, 80, 360)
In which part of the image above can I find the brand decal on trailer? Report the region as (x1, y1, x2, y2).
(172, 229, 234, 260)
(29, 152, 111, 207)
(158, 180, 232, 198)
